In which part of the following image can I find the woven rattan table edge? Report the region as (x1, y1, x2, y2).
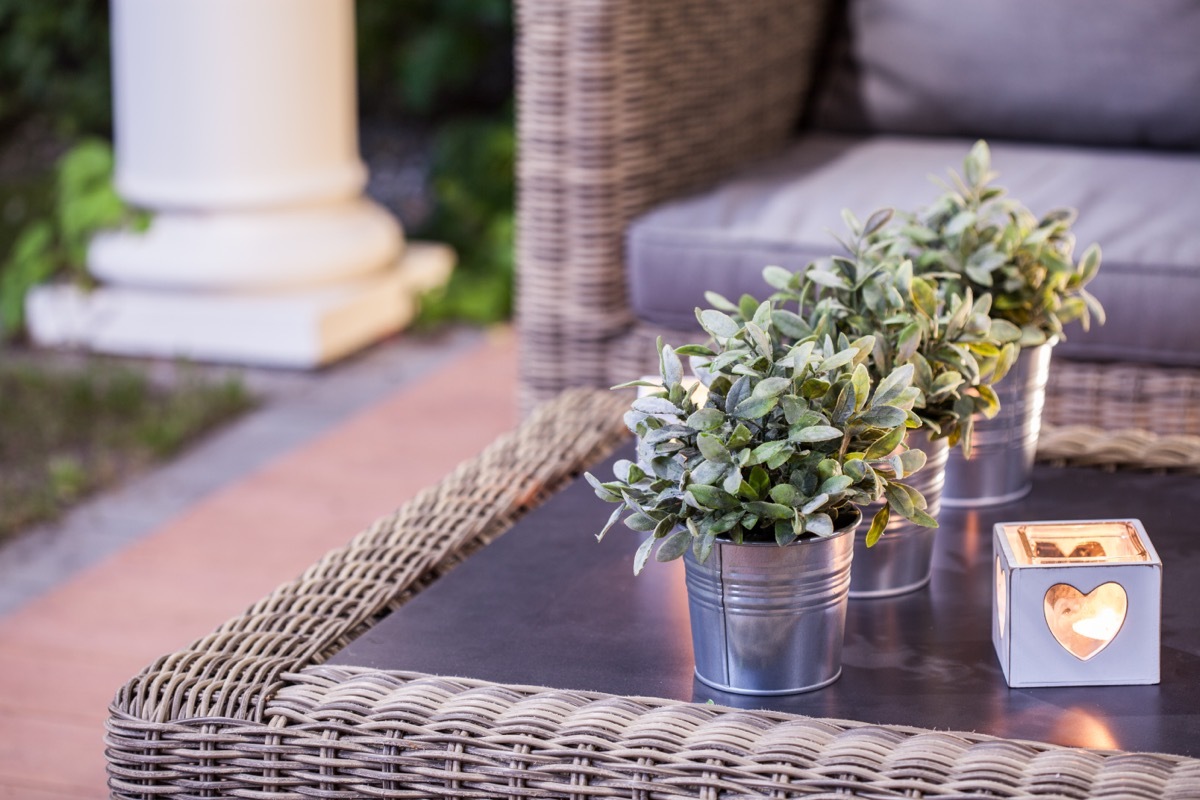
(105, 387, 1200, 799)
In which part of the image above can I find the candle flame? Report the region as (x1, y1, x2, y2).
(1071, 606, 1124, 642)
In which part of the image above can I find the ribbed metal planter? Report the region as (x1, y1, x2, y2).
(943, 343, 1054, 508)
(683, 511, 858, 695)
(850, 429, 949, 599)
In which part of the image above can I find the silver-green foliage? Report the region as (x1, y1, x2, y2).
(588, 297, 936, 574)
(886, 140, 1104, 346)
(751, 208, 1022, 455)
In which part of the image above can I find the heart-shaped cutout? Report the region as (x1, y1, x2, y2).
(1043, 582, 1127, 661)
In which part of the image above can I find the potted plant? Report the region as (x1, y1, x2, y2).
(588, 297, 934, 694)
(882, 140, 1104, 506)
(742, 208, 1020, 596)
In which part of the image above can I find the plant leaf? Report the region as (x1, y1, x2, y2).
(688, 484, 740, 510)
(747, 439, 791, 466)
(632, 396, 681, 416)
(884, 482, 916, 518)
(773, 308, 811, 339)
(774, 520, 798, 546)
(596, 506, 624, 542)
(696, 432, 732, 463)
(633, 536, 655, 574)
(800, 493, 830, 515)
(744, 501, 794, 519)
(865, 425, 905, 459)
(790, 425, 842, 443)
(698, 308, 740, 338)
(660, 342, 683, 386)
(871, 363, 915, 407)
(685, 408, 725, 432)
(763, 264, 795, 290)
(805, 512, 834, 537)
(859, 405, 907, 428)
(865, 505, 890, 547)
(656, 527, 692, 562)
(898, 448, 927, 476)
(704, 291, 739, 313)
(752, 376, 791, 400)
(733, 394, 779, 420)
(816, 348, 857, 374)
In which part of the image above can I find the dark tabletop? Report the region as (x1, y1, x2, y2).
(331, 442, 1200, 757)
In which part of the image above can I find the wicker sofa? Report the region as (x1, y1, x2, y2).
(514, 0, 1200, 470)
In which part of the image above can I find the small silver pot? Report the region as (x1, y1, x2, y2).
(850, 429, 949, 599)
(943, 342, 1054, 508)
(683, 510, 858, 695)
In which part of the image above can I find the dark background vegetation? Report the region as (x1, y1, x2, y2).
(0, 0, 516, 330)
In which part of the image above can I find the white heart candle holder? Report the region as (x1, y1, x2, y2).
(992, 519, 1161, 688)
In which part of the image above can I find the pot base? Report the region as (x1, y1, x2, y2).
(941, 482, 1032, 509)
(694, 667, 843, 696)
(849, 574, 931, 599)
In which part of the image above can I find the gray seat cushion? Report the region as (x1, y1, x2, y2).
(626, 134, 1200, 367)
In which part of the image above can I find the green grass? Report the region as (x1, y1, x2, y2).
(0, 359, 255, 542)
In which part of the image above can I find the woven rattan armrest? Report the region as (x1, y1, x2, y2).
(107, 388, 1200, 798)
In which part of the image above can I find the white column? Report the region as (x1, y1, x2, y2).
(27, 0, 453, 367)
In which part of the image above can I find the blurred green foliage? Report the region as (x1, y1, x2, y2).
(0, 140, 148, 339)
(0, 0, 112, 137)
(416, 114, 515, 325)
(357, 0, 515, 325)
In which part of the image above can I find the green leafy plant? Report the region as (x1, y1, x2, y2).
(415, 114, 515, 325)
(0, 139, 148, 339)
(746, 208, 1022, 455)
(886, 140, 1104, 346)
(588, 296, 936, 574)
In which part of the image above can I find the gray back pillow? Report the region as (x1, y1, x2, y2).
(812, 0, 1200, 150)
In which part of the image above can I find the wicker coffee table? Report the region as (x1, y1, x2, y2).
(331, 441, 1200, 757)
(107, 389, 1200, 799)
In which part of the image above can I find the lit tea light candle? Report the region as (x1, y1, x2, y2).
(992, 519, 1160, 687)
(1073, 606, 1124, 642)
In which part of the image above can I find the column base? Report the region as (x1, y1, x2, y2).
(88, 199, 403, 291)
(25, 242, 454, 369)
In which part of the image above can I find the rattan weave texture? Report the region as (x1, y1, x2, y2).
(514, 0, 830, 411)
(108, 389, 1200, 799)
(513, 0, 1200, 469)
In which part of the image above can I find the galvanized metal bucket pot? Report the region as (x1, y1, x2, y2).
(850, 430, 949, 599)
(683, 510, 859, 695)
(943, 342, 1054, 508)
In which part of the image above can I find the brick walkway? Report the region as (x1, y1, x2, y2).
(0, 329, 519, 799)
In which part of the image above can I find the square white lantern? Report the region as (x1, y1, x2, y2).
(992, 519, 1161, 688)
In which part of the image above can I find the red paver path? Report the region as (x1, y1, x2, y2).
(0, 328, 519, 799)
